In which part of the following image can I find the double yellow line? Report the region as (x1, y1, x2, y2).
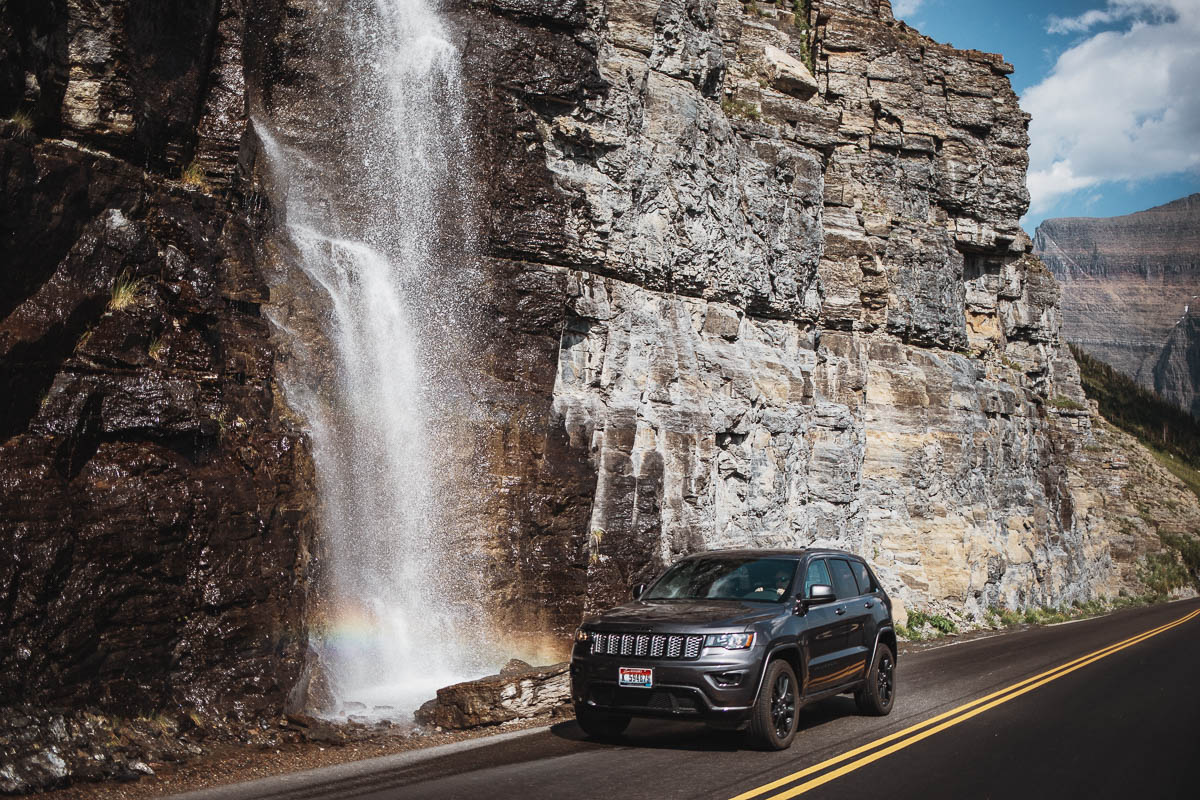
(731, 607, 1200, 800)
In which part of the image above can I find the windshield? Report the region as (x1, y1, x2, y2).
(643, 557, 798, 602)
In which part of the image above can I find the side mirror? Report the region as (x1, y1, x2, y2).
(633, 583, 647, 600)
(795, 584, 836, 614)
(808, 584, 836, 603)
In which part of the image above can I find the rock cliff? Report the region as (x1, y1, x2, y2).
(0, 0, 315, 791)
(2, 0, 1197, 792)
(1034, 195, 1200, 415)
(449, 0, 1184, 637)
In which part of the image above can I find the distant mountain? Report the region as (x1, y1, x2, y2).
(1034, 194, 1200, 416)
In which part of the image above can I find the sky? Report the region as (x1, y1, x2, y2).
(890, 0, 1200, 232)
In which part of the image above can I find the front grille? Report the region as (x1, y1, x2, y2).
(590, 632, 705, 660)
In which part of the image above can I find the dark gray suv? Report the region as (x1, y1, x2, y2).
(569, 549, 896, 749)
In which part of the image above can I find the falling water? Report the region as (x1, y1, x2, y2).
(254, 0, 495, 718)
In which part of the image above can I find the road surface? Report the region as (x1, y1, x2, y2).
(174, 598, 1200, 800)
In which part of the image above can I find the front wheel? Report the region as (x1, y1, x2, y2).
(574, 703, 631, 739)
(747, 659, 800, 750)
(855, 644, 896, 716)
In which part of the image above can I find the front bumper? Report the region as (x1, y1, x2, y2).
(570, 642, 762, 722)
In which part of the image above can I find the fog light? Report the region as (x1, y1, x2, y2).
(713, 671, 745, 688)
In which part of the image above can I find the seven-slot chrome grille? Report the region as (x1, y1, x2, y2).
(590, 632, 704, 660)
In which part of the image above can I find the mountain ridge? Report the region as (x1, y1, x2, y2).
(1033, 193, 1200, 415)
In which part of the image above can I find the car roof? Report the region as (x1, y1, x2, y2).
(683, 548, 862, 562)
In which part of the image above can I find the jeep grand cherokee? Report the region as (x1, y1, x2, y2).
(569, 549, 896, 749)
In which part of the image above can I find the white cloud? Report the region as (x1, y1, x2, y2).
(1047, 0, 1178, 34)
(891, 0, 924, 19)
(1022, 0, 1200, 215)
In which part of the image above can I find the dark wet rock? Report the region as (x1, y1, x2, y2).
(283, 714, 348, 745)
(0, 1, 316, 790)
(414, 663, 570, 730)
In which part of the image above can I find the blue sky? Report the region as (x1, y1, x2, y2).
(892, 0, 1200, 232)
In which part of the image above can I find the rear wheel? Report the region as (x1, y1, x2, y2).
(855, 644, 896, 716)
(574, 703, 631, 739)
(747, 659, 799, 750)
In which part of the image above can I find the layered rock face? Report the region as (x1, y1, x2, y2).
(1034, 195, 1200, 415)
(0, 0, 315, 790)
(450, 0, 1176, 633)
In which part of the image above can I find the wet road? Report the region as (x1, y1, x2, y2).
(174, 598, 1200, 800)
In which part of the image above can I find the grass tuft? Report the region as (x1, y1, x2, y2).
(180, 160, 211, 192)
(8, 109, 36, 141)
(108, 273, 145, 311)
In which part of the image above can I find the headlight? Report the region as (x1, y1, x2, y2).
(704, 632, 755, 649)
(574, 628, 591, 642)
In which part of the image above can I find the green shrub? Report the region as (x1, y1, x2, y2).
(998, 609, 1022, 627)
(721, 96, 761, 121)
(906, 609, 957, 636)
(1137, 551, 1190, 596)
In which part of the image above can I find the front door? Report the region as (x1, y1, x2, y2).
(799, 558, 843, 693)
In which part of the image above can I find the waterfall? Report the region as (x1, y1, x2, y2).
(254, 0, 494, 719)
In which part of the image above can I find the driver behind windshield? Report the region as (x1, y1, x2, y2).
(644, 557, 797, 602)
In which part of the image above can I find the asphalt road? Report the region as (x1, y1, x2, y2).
(175, 598, 1200, 800)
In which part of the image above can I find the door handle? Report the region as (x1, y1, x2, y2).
(835, 607, 846, 615)
(864, 601, 874, 609)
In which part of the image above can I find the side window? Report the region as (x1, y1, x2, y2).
(829, 559, 860, 599)
(851, 561, 877, 594)
(804, 559, 831, 597)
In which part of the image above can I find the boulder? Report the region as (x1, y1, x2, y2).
(762, 45, 817, 100)
(415, 663, 571, 730)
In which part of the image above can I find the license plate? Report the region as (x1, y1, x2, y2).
(619, 667, 653, 688)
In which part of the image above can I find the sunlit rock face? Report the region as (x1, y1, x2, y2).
(449, 0, 1195, 632)
(1034, 194, 1200, 416)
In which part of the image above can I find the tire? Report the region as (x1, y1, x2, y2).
(747, 659, 800, 750)
(574, 703, 631, 739)
(855, 644, 896, 716)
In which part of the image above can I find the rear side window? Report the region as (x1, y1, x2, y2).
(804, 559, 831, 596)
(829, 559, 860, 599)
(851, 561, 877, 594)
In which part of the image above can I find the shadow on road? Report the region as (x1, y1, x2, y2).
(550, 696, 862, 753)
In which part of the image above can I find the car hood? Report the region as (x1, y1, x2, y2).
(584, 600, 783, 632)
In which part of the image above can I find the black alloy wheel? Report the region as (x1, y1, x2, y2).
(748, 659, 800, 750)
(855, 643, 896, 716)
(876, 651, 894, 704)
(771, 671, 796, 739)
